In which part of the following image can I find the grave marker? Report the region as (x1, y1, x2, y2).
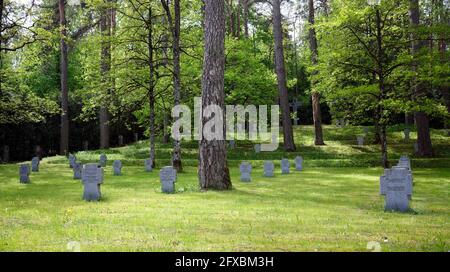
(31, 157, 40, 172)
(380, 167, 413, 212)
(145, 159, 153, 172)
(240, 162, 252, 182)
(113, 160, 122, 176)
(69, 154, 76, 169)
(99, 154, 107, 167)
(254, 144, 261, 153)
(295, 156, 303, 171)
(263, 161, 274, 177)
(160, 166, 176, 194)
(82, 163, 104, 201)
(357, 136, 365, 146)
(281, 159, 290, 175)
(19, 164, 30, 184)
(73, 162, 82, 180)
(118, 135, 124, 146)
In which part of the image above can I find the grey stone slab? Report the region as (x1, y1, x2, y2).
(99, 154, 107, 167)
(134, 133, 139, 142)
(160, 166, 176, 194)
(240, 162, 252, 182)
(19, 164, 30, 184)
(357, 136, 364, 146)
(31, 157, 40, 172)
(380, 167, 413, 212)
(281, 159, 290, 174)
(73, 162, 82, 180)
(295, 156, 303, 171)
(82, 163, 104, 201)
(145, 159, 153, 172)
(69, 154, 76, 169)
(263, 161, 274, 177)
(254, 144, 261, 153)
(113, 160, 122, 176)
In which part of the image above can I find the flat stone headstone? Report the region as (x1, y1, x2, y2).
(113, 160, 122, 176)
(263, 161, 274, 177)
(295, 156, 303, 171)
(357, 136, 364, 146)
(404, 129, 411, 141)
(73, 162, 82, 180)
(160, 166, 176, 194)
(82, 163, 104, 201)
(19, 164, 30, 184)
(99, 154, 107, 167)
(2, 145, 9, 163)
(254, 144, 261, 153)
(240, 162, 252, 182)
(145, 159, 153, 172)
(380, 167, 413, 212)
(69, 154, 76, 169)
(118, 135, 124, 146)
(31, 157, 40, 172)
(281, 159, 290, 175)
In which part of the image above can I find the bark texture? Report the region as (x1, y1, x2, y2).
(59, 0, 69, 155)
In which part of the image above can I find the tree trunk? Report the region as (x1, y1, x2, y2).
(99, 1, 112, 149)
(148, 6, 156, 168)
(272, 0, 296, 151)
(438, 1, 449, 135)
(409, 0, 433, 156)
(199, 0, 232, 191)
(243, 0, 249, 38)
(59, 0, 69, 155)
(308, 0, 325, 146)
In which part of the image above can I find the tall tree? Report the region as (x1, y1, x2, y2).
(272, 0, 295, 151)
(308, 0, 325, 146)
(161, 0, 183, 172)
(199, 0, 232, 190)
(59, 0, 69, 155)
(99, 0, 113, 149)
(409, 0, 433, 156)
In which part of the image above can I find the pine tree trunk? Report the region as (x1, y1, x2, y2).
(148, 6, 156, 168)
(308, 0, 325, 146)
(243, 0, 249, 38)
(99, 1, 111, 149)
(272, 0, 296, 151)
(199, 0, 231, 191)
(59, 0, 69, 155)
(409, 0, 433, 156)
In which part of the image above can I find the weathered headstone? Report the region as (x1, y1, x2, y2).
(295, 156, 303, 171)
(134, 133, 139, 142)
(263, 161, 274, 177)
(145, 159, 153, 172)
(19, 164, 30, 184)
(31, 157, 40, 172)
(99, 154, 107, 167)
(281, 159, 290, 175)
(229, 140, 235, 149)
(240, 162, 252, 182)
(2, 145, 9, 163)
(404, 129, 410, 141)
(73, 162, 82, 180)
(113, 160, 122, 176)
(69, 154, 76, 169)
(81, 163, 104, 201)
(160, 166, 176, 194)
(357, 136, 365, 146)
(397, 156, 411, 171)
(254, 144, 261, 153)
(380, 167, 413, 212)
(118, 135, 124, 146)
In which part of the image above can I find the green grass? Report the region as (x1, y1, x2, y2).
(0, 126, 449, 252)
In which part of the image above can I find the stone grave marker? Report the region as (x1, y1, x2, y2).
(160, 166, 176, 194)
(31, 157, 40, 172)
(118, 135, 124, 146)
(414, 143, 419, 154)
(240, 162, 252, 182)
(263, 161, 274, 177)
(357, 136, 365, 146)
(254, 144, 261, 153)
(99, 154, 107, 167)
(295, 156, 303, 171)
(145, 159, 153, 172)
(69, 154, 76, 169)
(281, 159, 290, 174)
(113, 160, 122, 176)
(73, 162, 82, 180)
(82, 163, 104, 201)
(19, 164, 30, 184)
(380, 167, 413, 212)
(229, 140, 235, 149)
(134, 133, 139, 142)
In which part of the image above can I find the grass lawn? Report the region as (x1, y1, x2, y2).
(0, 126, 449, 252)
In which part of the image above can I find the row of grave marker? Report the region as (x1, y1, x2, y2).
(239, 157, 303, 182)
